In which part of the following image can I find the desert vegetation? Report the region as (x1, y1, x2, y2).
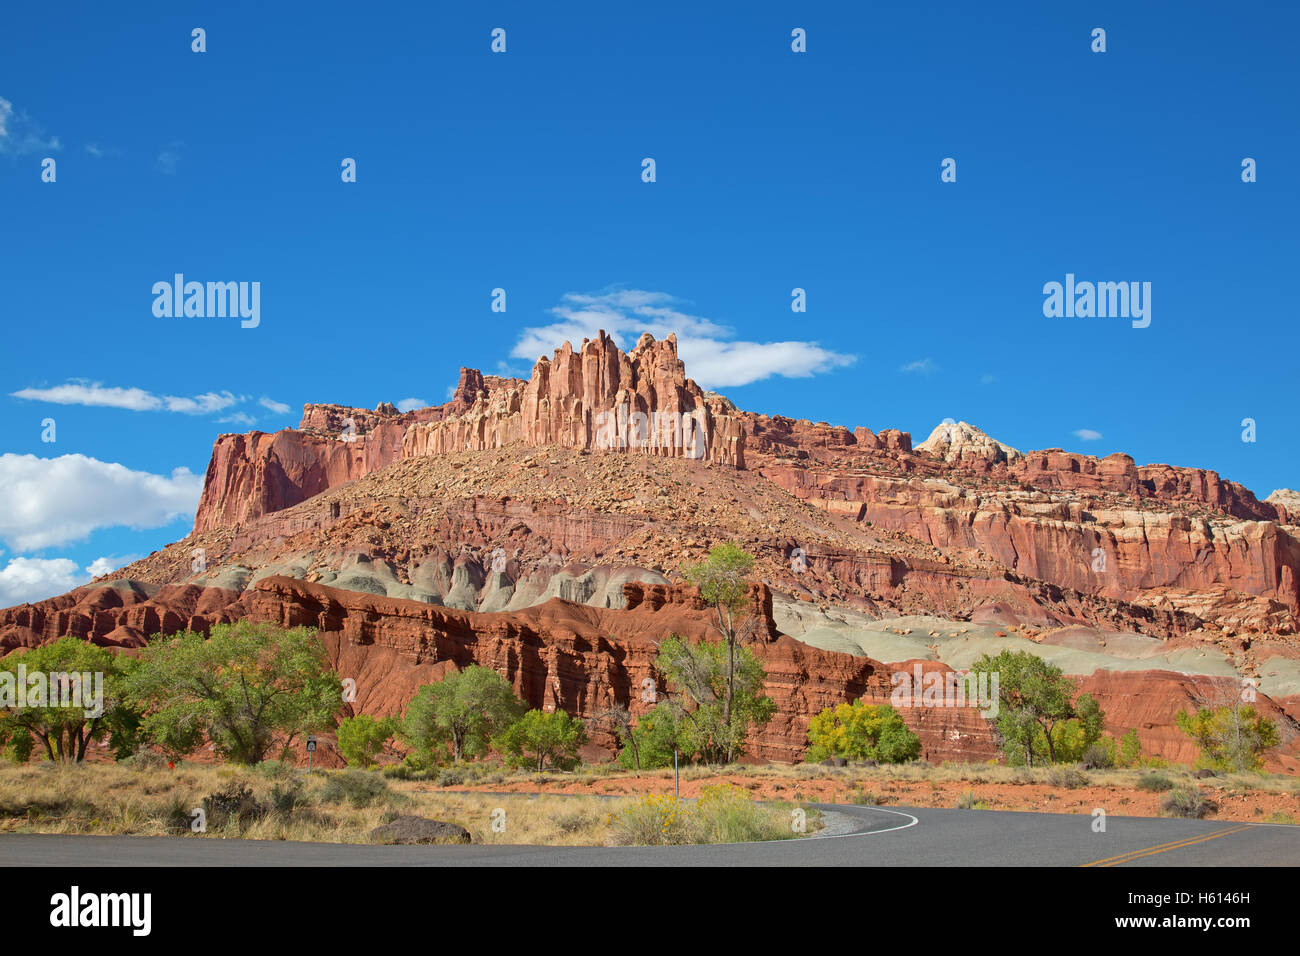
(0, 760, 820, 846)
(0, 541, 1291, 842)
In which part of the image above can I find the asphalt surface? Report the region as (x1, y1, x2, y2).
(3, 804, 1296, 866)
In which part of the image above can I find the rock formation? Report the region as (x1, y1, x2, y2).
(10, 327, 1300, 768)
(917, 420, 1023, 466)
(401, 331, 746, 469)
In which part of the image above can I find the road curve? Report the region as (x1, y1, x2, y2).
(2, 804, 1296, 866)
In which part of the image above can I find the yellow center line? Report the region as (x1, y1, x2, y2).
(1082, 824, 1252, 867)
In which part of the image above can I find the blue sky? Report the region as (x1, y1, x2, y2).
(1, 0, 1296, 603)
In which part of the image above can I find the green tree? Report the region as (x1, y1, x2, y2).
(1119, 728, 1144, 767)
(402, 665, 525, 764)
(336, 714, 397, 768)
(654, 635, 776, 765)
(1044, 692, 1106, 763)
(683, 544, 762, 744)
(1176, 702, 1279, 772)
(0, 637, 138, 763)
(805, 700, 921, 764)
(590, 705, 641, 772)
(493, 709, 587, 771)
(969, 650, 1105, 766)
(124, 620, 340, 765)
(612, 702, 694, 770)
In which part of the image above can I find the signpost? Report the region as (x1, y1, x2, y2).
(306, 734, 317, 773)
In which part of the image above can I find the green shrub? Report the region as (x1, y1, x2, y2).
(201, 782, 265, 828)
(270, 778, 307, 813)
(553, 810, 593, 834)
(607, 783, 798, 846)
(805, 700, 921, 764)
(254, 759, 294, 779)
(124, 750, 170, 772)
(435, 766, 470, 788)
(1137, 772, 1174, 792)
(158, 794, 196, 833)
(608, 793, 692, 846)
(382, 752, 432, 781)
(1078, 738, 1116, 770)
(336, 715, 397, 768)
(1162, 788, 1217, 819)
(693, 783, 793, 843)
(1047, 767, 1088, 789)
(317, 770, 391, 808)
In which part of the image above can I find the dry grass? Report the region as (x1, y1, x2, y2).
(0, 761, 821, 846)
(706, 760, 1300, 795)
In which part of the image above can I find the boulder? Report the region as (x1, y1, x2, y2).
(370, 815, 472, 845)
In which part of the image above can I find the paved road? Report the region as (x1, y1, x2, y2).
(3, 804, 1295, 866)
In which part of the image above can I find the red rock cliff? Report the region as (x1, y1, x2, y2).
(402, 331, 746, 469)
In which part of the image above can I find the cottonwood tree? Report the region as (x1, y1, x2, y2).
(1177, 696, 1279, 772)
(402, 665, 524, 764)
(0, 637, 136, 763)
(683, 543, 764, 741)
(125, 621, 339, 765)
(493, 709, 587, 771)
(654, 635, 775, 765)
(590, 705, 641, 774)
(805, 700, 921, 764)
(969, 650, 1104, 766)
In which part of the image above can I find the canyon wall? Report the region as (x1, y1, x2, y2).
(0, 576, 992, 763)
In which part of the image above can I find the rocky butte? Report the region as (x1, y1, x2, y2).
(4, 331, 1299, 768)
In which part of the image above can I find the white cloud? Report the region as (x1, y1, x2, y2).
(155, 144, 181, 175)
(163, 392, 239, 414)
(396, 397, 428, 412)
(12, 381, 240, 415)
(0, 553, 141, 607)
(900, 359, 936, 375)
(1074, 429, 1103, 441)
(0, 557, 84, 606)
(0, 96, 60, 155)
(0, 454, 203, 552)
(217, 412, 256, 427)
(86, 555, 141, 578)
(510, 289, 855, 389)
(259, 397, 291, 415)
(12, 382, 160, 410)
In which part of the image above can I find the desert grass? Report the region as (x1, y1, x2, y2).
(699, 759, 1300, 797)
(605, 783, 815, 846)
(0, 761, 821, 846)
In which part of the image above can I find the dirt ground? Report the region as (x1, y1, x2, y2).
(440, 765, 1300, 823)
